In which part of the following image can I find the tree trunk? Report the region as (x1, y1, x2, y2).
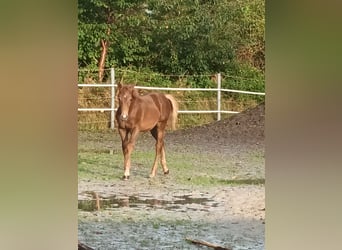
(98, 39, 108, 82)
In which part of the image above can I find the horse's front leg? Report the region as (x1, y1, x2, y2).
(118, 128, 129, 180)
(121, 128, 139, 180)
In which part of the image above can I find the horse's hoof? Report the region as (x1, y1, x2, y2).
(122, 175, 130, 181)
(164, 170, 170, 175)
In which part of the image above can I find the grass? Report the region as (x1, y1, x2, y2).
(186, 176, 265, 186)
(78, 145, 264, 186)
(78, 152, 122, 180)
(78, 128, 264, 186)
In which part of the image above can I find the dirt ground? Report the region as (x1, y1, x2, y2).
(78, 103, 265, 250)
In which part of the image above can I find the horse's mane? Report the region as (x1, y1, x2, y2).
(119, 83, 140, 98)
(131, 86, 140, 98)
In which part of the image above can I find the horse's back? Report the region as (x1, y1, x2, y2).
(146, 93, 173, 121)
(129, 94, 162, 131)
(121, 92, 174, 131)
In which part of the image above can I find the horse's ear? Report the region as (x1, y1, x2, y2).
(131, 86, 140, 98)
(118, 75, 124, 90)
(117, 82, 122, 90)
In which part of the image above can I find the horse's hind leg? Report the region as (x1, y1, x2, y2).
(160, 147, 169, 175)
(150, 125, 169, 178)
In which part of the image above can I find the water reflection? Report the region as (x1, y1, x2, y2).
(78, 194, 218, 212)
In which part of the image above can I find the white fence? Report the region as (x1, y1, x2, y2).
(78, 68, 265, 129)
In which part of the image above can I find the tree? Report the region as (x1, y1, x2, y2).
(143, 0, 264, 75)
(78, 0, 265, 81)
(78, 0, 148, 81)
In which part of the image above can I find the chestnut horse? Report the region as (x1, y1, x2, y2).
(115, 83, 178, 180)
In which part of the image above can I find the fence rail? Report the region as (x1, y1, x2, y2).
(134, 86, 265, 95)
(78, 68, 264, 129)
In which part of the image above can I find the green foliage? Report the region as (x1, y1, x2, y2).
(115, 67, 174, 87)
(146, 0, 235, 75)
(78, 0, 265, 77)
(78, 24, 110, 68)
(78, 0, 150, 69)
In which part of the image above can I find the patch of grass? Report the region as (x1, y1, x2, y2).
(78, 149, 265, 186)
(78, 152, 122, 180)
(247, 150, 265, 162)
(219, 178, 265, 185)
(152, 221, 160, 229)
(78, 130, 264, 187)
(184, 175, 265, 186)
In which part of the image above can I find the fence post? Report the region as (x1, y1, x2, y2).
(217, 73, 221, 121)
(110, 67, 115, 130)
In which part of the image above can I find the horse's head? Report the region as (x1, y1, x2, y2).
(117, 83, 139, 121)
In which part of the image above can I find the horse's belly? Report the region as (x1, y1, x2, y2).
(139, 110, 159, 131)
(140, 120, 157, 132)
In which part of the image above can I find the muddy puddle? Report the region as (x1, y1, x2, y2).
(78, 186, 265, 250)
(78, 193, 219, 212)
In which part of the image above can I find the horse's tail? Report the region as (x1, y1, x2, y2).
(165, 94, 178, 130)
